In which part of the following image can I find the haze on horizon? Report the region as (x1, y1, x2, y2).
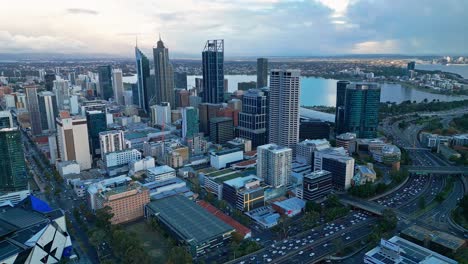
(1, 0, 467, 58)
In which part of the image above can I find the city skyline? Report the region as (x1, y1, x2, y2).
(1, 0, 467, 57)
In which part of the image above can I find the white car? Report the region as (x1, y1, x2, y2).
(267, 258, 272, 262)
(299, 251, 304, 255)
(309, 252, 315, 257)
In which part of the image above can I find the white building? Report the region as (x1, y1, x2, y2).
(99, 130, 126, 155)
(151, 102, 171, 127)
(56, 114, 92, 170)
(146, 165, 176, 183)
(57, 160, 81, 177)
(53, 79, 71, 111)
(0, 190, 31, 205)
(257, 144, 292, 188)
(209, 148, 244, 169)
(129, 156, 155, 174)
(0, 110, 13, 128)
(296, 139, 331, 165)
(4, 94, 16, 108)
(103, 148, 142, 168)
(268, 70, 301, 151)
(112, 69, 124, 105)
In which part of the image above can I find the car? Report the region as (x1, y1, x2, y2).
(273, 251, 277, 254)
(294, 246, 298, 249)
(325, 233, 329, 237)
(299, 251, 304, 255)
(250, 256, 256, 260)
(346, 236, 351, 240)
(281, 246, 286, 250)
(323, 243, 328, 247)
(240, 261, 245, 264)
(255, 238, 260, 241)
(263, 254, 268, 258)
(267, 258, 272, 262)
(309, 252, 315, 257)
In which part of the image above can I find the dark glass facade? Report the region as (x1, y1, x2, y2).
(335, 80, 349, 134)
(202, 40, 224, 104)
(257, 58, 268, 88)
(299, 119, 330, 140)
(237, 89, 267, 148)
(135, 47, 151, 112)
(98, 65, 113, 100)
(303, 171, 332, 201)
(322, 158, 347, 191)
(209, 117, 234, 145)
(174, 72, 188, 89)
(86, 111, 107, 157)
(0, 128, 27, 191)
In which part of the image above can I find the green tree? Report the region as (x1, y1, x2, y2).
(379, 209, 397, 232)
(95, 206, 114, 230)
(305, 201, 322, 213)
(418, 196, 426, 209)
(303, 211, 320, 229)
(166, 247, 193, 264)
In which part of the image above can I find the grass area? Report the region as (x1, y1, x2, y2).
(126, 221, 172, 263)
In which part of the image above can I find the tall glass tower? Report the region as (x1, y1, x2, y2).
(153, 36, 174, 108)
(343, 83, 381, 138)
(135, 46, 150, 112)
(98, 65, 113, 100)
(237, 89, 268, 148)
(257, 58, 268, 88)
(0, 128, 27, 191)
(202, 40, 224, 104)
(335, 80, 350, 134)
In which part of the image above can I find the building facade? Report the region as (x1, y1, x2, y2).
(112, 69, 124, 105)
(237, 89, 268, 148)
(153, 37, 175, 107)
(99, 130, 126, 155)
(135, 46, 151, 112)
(257, 144, 292, 188)
(257, 58, 268, 88)
(303, 170, 332, 201)
(0, 128, 27, 191)
(37, 91, 58, 133)
(98, 65, 113, 100)
(86, 110, 107, 157)
(56, 115, 92, 170)
(209, 117, 234, 145)
(182, 106, 199, 139)
(202, 39, 224, 103)
(25, 85, 42, 135)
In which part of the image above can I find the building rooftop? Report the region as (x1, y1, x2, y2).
(146, 195, 234, 246)
(402, 225, 465, 251)
(304, 170, 331, 180)
(210, 117, 232, 123)
(205, 169, 244, 184)
(356, 165, 376, 175)
(299, 107, 335, 123)
(210, 148, 243, 156)
(223, 175, 261, 189)
(147, 165, 175, 175)
(337, 132, 357, 141)
(273, 197, 306, 211)
(258, 143, 292, 153)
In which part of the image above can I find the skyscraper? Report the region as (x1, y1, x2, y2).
(86, 110, 107, 157)
(407, 61, 416, 71)
(335, 80, 350, 134)
(56, 113, 92, 170)
(202, 39, 224, 104)
(257, 58, 268, 88)
(0, 127, 27, 191)
(342, 83, 381, 138)
(54, 80, 71, 111)
(257, 143, 292, 188)
(182, 107, 199, 139)
(25, 85, 42, 135)
(37, 91, 58, 133)
(237, 89, 268, 148)
(98, 65, 113, 101)
(268, 70, 301, 150)
(174, 72, 188, 89)
(135, 46, 151, 112)
(209, 117, 234, 145)
(112, 69, 124, 105)
(44, 73, 56, 91)
(153, 36, 174, 107)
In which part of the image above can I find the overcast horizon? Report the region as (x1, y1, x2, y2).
(1, 0, 467, 57)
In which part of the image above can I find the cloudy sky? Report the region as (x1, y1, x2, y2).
(1, 0, 467, 57)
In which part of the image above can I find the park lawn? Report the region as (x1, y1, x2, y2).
(126, 220, 172, 263)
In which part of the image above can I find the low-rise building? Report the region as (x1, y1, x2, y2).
(336, 132, 356, 155)
(146, 165, 176, 183)
(143, 177, 192, 200)
(222, 175, 265, 212)
(302, 170, 332, 201)
(370, 144, 401, 165)
(201, 168, 244, 199)
(57, 160, 81, 177)
(296, 139, 331, 165)
(353, 164, 377, 185)
(210, 148, 244, 169)
(227, 138, 252, 152)
(87, 175, 132, 211)
(272, 197, 306, 217)
(129, 156, 155, 175)
(401, 225, 466, 256)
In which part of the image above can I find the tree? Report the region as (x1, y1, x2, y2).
(418, 196, 426, 209)
(95, 206, 114, 230)
(231, 231, 244, 244)
(305, 201, 322, 213)
(303, 211, 320, 229)
(272, 215, 293, 239)
(166, 247, 193, 264)
(89, 229, 107, 247)
(379, 209, 397, 232)
(332, 238, 345, 255)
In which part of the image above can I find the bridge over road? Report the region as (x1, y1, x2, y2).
(403, 166, 468, 175)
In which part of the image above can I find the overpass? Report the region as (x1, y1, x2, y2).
(339, 196, 387, 216)
(404, 166, 468, 175)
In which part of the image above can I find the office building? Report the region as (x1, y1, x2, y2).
(336, 132, 357, 154)
(0, 198, 74, 263)
(341, 83, 381, 138)
(296, 139, 331, 165)
(153, 36, 174, 107)
(25, 85, 42, 135)
(182, 106, 199, 139)
(151, 102, 171, 127)
(56, 114, 92, 170)
(364, 236, 457, 264)
(227, 137, 252, 152)
(199, 103, 222, 135)
(257, 144, 292, 188)
(112, 69, 124, 105)
(146, 165, 176, 183)
(145, 195, 234, 257)
(98, 65, 113, 100)
(37, 91, 58, 133)
(99, 130, 125, 155)
(202, 39, 224, 103)
(257, 58, 268, 88)
(237, 89, 268, 148)
(335, 80, 350, 134)
(209, 117, 234, 145)
(44, 73, 56, 91)
(407, 61, 416, 71)
(210, 148, 244, 169)
(268, 70, 300, 151)
(135, 46, 151, 112)
(370, 144, 401, 165)
(0, 111, 13, 129)
(0, 128, 27, 191)
(53, 80, 71, 111)
(86, 110, 107, 157)
(103, 148, 141, 168)
(222, 175, 265, 212)
(238, 81, 257, 91)
(272, 197, 305, 217)
(303, 170, 332, 201)
(175, 88, 190, 108)
(95, 181, 149, 224)
(174, 72, 188, 89)
(299, 118, 330, 141)
(314, 148, 354, 190)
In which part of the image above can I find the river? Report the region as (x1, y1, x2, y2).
(123, 74, 468, 107)
(416, 64, 468, 79)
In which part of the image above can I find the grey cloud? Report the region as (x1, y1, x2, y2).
(66, 8, 99, 15)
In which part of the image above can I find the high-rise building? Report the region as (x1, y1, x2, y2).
(68, 71, 76, 85)
(268, 70, 300, 151)
(237, 89, 268, 148)
(299, 118, 331, 141)
(198, 103, 222, 135)
(53, 80, 71, 111)
(342, 83, 381, 138)
(25, 85, 42, 135)
(209, 117, 234, 145)
(99, 130, 126, 155)
(153, 36, 174, 107)
(44, 73, 56, 91)
(135, 46, 151, 112)
(257, 144, 292, 188)
(86, 110, 107, 157)
(98, 65, 113, 100)
(296, 139, 331, 166)
(335, 80, 350, 134)
(37, 91, 58, 133)
(175, 89, 190, 108)
(182, 107, 199, 139)
(202, 39, 224, 103)
(0, 111, 13, 129)
(151, 102, 171, 127)
(174, 72, 188, 89)
(314, 148, 354, 190)
(112, 69, 124, 105)
(407, 61, 416, 71)
(56, 114, 92, 170)
(257, 58, 268, 88)
(0, 128, 27, 191)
